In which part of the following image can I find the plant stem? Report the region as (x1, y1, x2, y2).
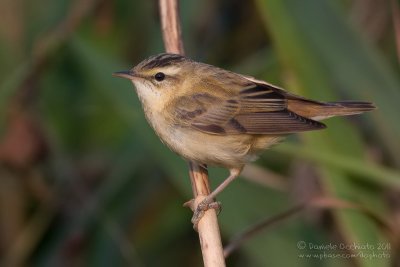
(159, 0, 185, 55)
(189, 163, 226, 267)
(158, 0, 226, 266)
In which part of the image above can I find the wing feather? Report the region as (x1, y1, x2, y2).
(172, 83, 325, 135)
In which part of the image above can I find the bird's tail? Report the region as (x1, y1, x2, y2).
(288, 100, 376, 121)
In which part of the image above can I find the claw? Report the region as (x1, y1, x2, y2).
(191, 198, 222, 231)
(209, 201, 222, 215)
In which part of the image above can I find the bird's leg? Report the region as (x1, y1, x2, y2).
(190, 167, 243, 229)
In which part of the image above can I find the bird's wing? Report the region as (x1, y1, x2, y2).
(172, 93, 238, 134)
(172, 83, 325, 135)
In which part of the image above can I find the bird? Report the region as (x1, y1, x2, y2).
(113, 53, 375, 225)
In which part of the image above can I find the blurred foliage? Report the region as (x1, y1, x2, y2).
(0, 0, 399, 266)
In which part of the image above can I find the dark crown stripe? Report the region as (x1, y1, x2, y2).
(142, 53, 186, 69)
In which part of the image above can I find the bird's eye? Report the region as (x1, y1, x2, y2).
(154, 72, 165, 81)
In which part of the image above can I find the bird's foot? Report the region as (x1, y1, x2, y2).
(183, 198, 221, 231)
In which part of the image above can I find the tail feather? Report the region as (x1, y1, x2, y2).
(288, 100, 376, 121)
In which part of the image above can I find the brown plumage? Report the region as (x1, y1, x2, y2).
(287, 99, 376, 120)
(113, 53, 376, 222)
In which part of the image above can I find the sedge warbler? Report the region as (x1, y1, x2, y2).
(113, 53, 375, 224)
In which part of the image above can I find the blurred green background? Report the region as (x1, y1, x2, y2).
(0, 0, 399, 266)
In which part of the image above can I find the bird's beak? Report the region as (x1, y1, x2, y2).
(112, 70, 136, 80)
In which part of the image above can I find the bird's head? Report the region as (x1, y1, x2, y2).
(113, 53, 193, 106)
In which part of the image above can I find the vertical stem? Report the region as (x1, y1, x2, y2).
(159, 0, 185, 54)
(158, 0, 226, 266)
(189, 163, 225, 267)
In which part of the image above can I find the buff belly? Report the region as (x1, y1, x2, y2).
(161, 126, 283, 168)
